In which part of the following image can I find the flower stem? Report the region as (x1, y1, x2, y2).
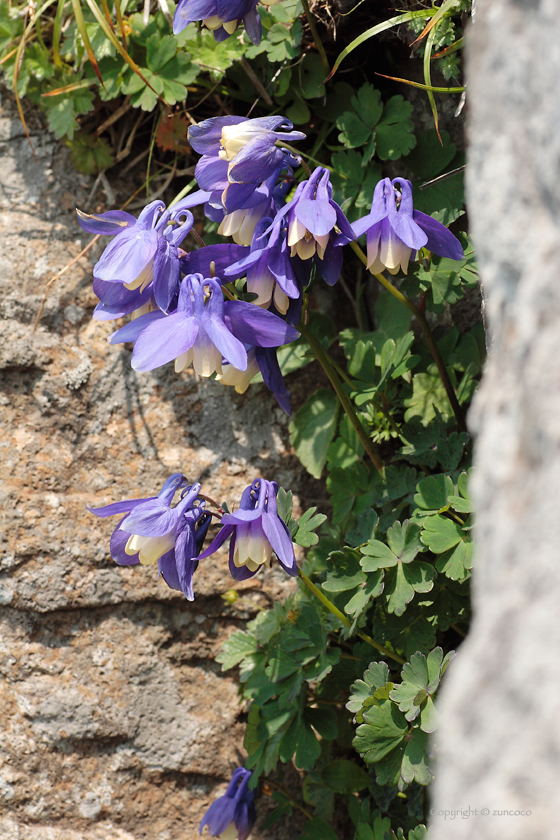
(298, 569, 405, 665)
(299, 322, 384, 475)
(349, 241, 467, 433)
(262, 777, 314, 820)
(300, 0, 331, 76)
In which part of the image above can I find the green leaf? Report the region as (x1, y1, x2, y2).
(346, 510, 379, 547)
(299, 53, 325, 99)
(353, 700, 408, 764)
(67, 130, 114, 175)
(298, 817, 338, 840)
(400, 727, 432, 785)
(216, 630, 258, 670)
(347, 661, 390, 714)
(435, 540, 474, 581)
(295, 719, 322, 770)
(45, 97, 79, 140)
(344, 571, 385, 621)
(289, 389, 339, 479)
(420, 515, 464, 553)
(384, 560, 435, 616)
(361, 520, 423, 571)
(375, 289, 413, 341)
(294, 507, 327, 548)
(404, 366, 452, 424)
(336, 83, 383, 149)
(276, 487, 293, 525)
(321, 759, 371, 793)
(375, 96, 416, 160)
(373, 609, 437, 659)
(389, 647, 454, 732)
(414, 474, 455, 512)
(146, 32, 177, 72)
(324, 548, 365, 593)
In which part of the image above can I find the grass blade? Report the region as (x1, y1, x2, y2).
(423, 22, 442, 141)
(71, 0, 105, 87)
(114, 0, 128, 49)
(375, 73, 464, 93)
(51, 0, 67, 68)
(326, 9, 436, 81)
(82, 0, 159, 98)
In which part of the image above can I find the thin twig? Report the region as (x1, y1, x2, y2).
(239, 57, 273, 106)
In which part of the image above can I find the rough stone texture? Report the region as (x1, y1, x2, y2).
(430, 2, 560, 837)
(0, 90, 309, 839)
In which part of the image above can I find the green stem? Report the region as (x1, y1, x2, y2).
(349, 242, 467, 433)
(168, 177, 197, 208)
(262, 777, 314, 820)
(298, 570, 405, 665)
(300, 0, 331, 76)
(299, 322, 384, 475)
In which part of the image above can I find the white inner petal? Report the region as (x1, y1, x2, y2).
(273, 285, 289, 315)
(221, 124, 257, 160)
(175, 348, 194, 373)
(314, 232, 330, 260)
(132, 300, 153, 320)
(233, 525, 272, 572)
(237, 208, 261, 245)
(123, 260, 154, 291)
(202, 14, 223, 30)
(218, 211, 242, 238)
(379, 228, 411, 274)
(222, 18, 237, 34)
(219, 822, 238, 840)
(192, 333, 223, 377)
(247, 273, 273, 309)
(125, 532, 175, 565)
(295, 237, 316, 260)
(287, 216, 307, 247)
(217, 360, 256, 394)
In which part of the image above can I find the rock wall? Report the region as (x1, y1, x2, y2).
(0, 91, 308, 839)
(430, 2, 560, 838)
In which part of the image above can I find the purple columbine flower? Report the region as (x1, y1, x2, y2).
(77, 201, 195, 312)
(108, 274, 299, 377)
(174, 0, 263, 44)
(88, 475, 210, 601)
(189, 116, 304, 214)
(199, 767, 255, 840)
(266, 166, 355, 286)
(198, 479, 296, 580)
(351, 177, 464, 275)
